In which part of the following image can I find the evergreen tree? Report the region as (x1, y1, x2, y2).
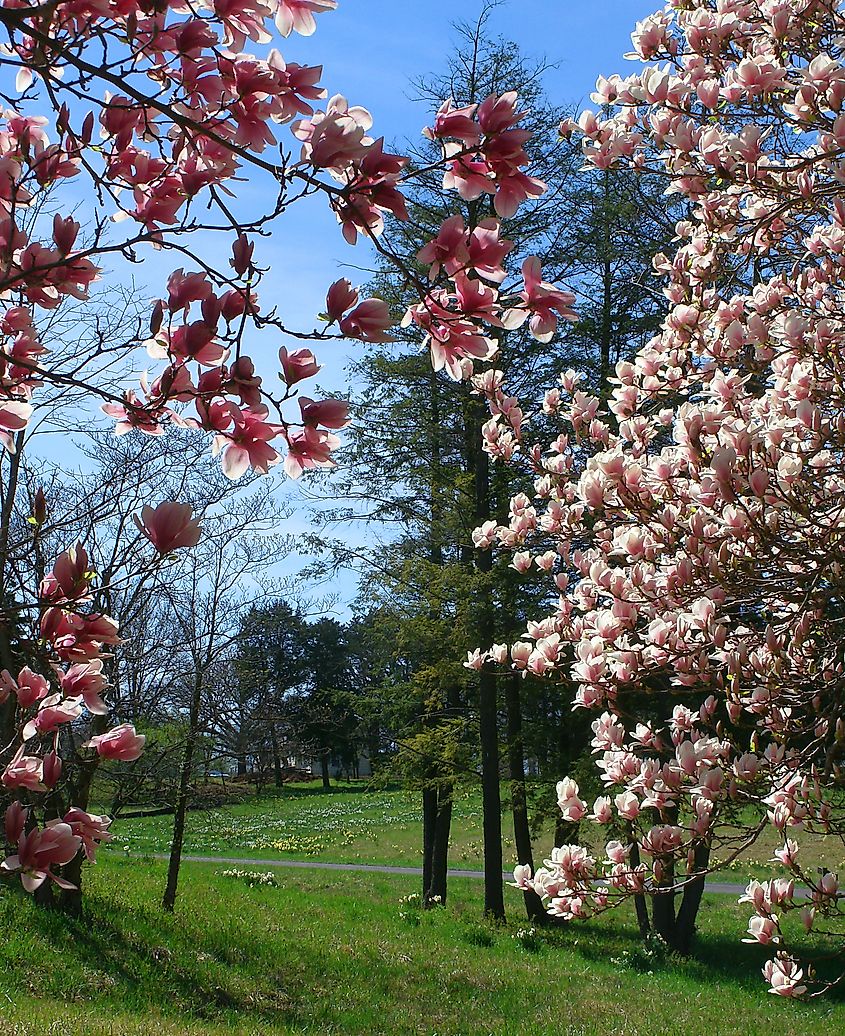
(316, 8, 677, 918)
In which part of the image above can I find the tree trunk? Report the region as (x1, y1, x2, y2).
(672, 840, 710, 954)
(652, 804, 678, 947)
(426, 783, 452, 905)
(422, 786, 437, 898)
(598, 167, 614, 399)
(0, 439, 23, 753)
(270, 724, 283, 788)
(552, 710, 585, 849)
(652, 881, 676, 945)
(320, 751, 331, 790)
(505, 675, 546, 921)
(628, 828, 651, 937)
(59, 713, 109, 915)
(236, 752, 247, 777)
(478, 666, 504, 920)
(366, 721, 380, 778)
(463, 378, 505, 922)
(33, 880, 55, 909)
(162, 674, 202, 912)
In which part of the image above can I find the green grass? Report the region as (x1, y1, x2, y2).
(1, 856, 843, 1035)
(104, 782, 499, 868)
(105, 781, 845, 889)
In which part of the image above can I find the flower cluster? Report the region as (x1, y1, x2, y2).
(0, 0, 396, 482)
(407, 95, 576, 380)
(0, 513, 201, 891)
(220, 868, 280, 888)
(475, 0, 845, 997)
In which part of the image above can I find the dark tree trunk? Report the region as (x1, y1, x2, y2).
(478, 667, 504, 919)
(320, 752, 331, 790)
(422, 786, 437, 898)
(553, 813, 581, 849)
(652, 881, 676, 945)
(672, 840, 710, 954)
(162, 673, 202, 912)
(552, 709, 586, 849)
(33, 880, 55, 909)
(426, 783, 453, 905)
(652, 804, 678, 947)
(467, 387, 505, 921)
(628, 834, 651, 937)
(59, 712, 109, 915)
(628, 831, 708, 952)
(270, 724, 283, 788)
(598, 168, 614, 399)
(0, 440, 24, 753)
(505, 675, 545, 922)
(236, 752, 247, 777)
(366, 721, 380, 777)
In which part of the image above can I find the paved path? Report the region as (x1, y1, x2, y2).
(138, 852, 752, 896)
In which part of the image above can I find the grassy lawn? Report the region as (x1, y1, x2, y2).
(104, 782, 497, 869)
(104, 780, 845, 887)
(1, 856, 844, 1036)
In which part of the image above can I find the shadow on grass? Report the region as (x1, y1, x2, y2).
(4, 868, 843, 1034)
(0, 882, 331, 1027)
(549, 902, 845, 1002)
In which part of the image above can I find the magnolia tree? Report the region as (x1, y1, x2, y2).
(435, 0, 845, 1000)
(0, 0, 563, 903)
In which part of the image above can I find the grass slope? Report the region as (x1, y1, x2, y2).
(1, 857, 844, 1036)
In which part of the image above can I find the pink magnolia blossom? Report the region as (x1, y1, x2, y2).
(2, 823, 81, 892)
(279, 346, 321, 385)
(39, 543, 94, 603)
(58, 808, 112, 861)
(298, 397, 349, 429)
(0, 399, 32, 452)
(763, 956, 807, 998)
(275, 0, 337, 38)
(22, 693, 84, 740)
(283, 425, 340, 479)
(417, 215, 470, 279)
(1, 666, 50, 708)
(2, 747, 45, 792)
(41, 609, 121, 661)
(325, 277, 358, 322)
(423, 99, 481, 147)
(59, 659, 109, 715)
(134, 501, 202, 552)
(212, 407, 282, 479)
(85, 723, 145, 762)
(4, 802, 27, 844)
(515, 258, 577, 343)
(556, 778, 588, 823)
(43, 751, 62, 788)
(292, 95, 373, 172)
(510, 863, 533, 890)
(339, 299, 393, 343)
(464, 648, 485, 671)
